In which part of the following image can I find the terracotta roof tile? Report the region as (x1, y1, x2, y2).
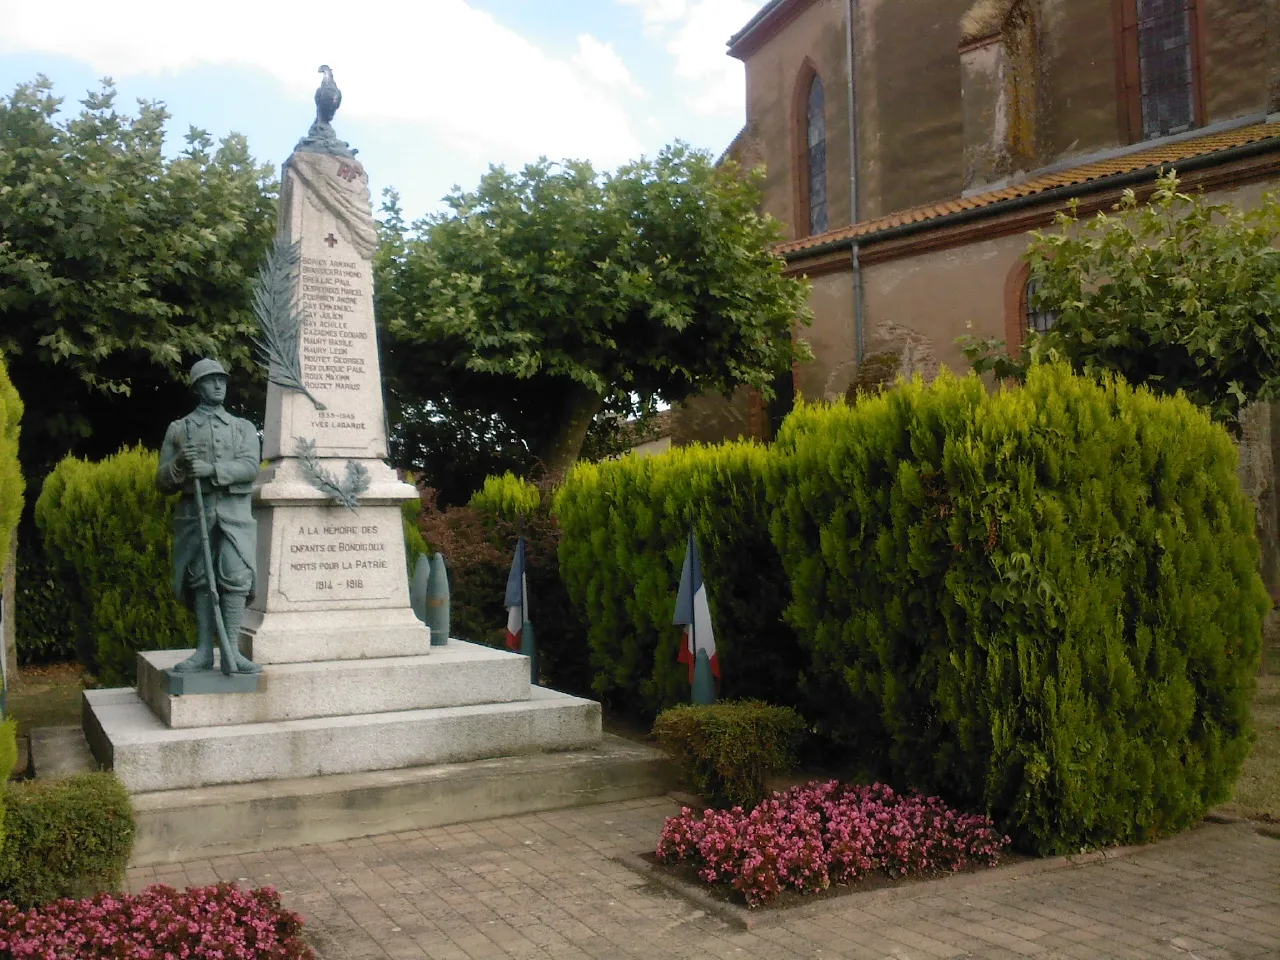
(777, 122, 1280, 256)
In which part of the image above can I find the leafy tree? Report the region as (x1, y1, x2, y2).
(961, 172, 1280, 432)
(375, 143, 811, 475)
(0, 77, 277, 483)
(390, 397, 536, 508)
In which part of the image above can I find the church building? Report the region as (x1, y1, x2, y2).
(675, 0, 1280, 444)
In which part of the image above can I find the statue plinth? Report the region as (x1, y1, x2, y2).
(243, 148, 429, 664)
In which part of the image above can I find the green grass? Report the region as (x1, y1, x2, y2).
(5, 663, 89, 735)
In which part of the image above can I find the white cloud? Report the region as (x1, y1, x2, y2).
(617, 0, 691, 31)
(618, 0, 755, 118)
(0, 0, 646, 169)
(572, 34, 645, 98)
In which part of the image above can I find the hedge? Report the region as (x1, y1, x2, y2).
(0, 773, 135, 908)
(765, 365, 1268, 853)
(555, 442, 803, 719)
(0, 720, 17, 859)
(15, 542, 77, 665)
(0, 356, 22, 576)
(35, 446, 191, 685)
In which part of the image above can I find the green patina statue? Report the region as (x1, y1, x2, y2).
(156, 359, 263, 676)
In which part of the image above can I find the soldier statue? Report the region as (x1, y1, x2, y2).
(156, 358, 263, 675)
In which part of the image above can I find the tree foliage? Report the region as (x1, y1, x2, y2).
(375, 143, 811, 476)
(961, 172, 1280, 431)
(0, 76, 277, 482)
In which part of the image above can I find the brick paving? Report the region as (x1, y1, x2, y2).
(126, 797, 1280, 960)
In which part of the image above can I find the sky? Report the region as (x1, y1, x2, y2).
(0, 0, 762, 223)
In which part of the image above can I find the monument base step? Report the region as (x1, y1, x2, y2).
(138, 640, 531, 728)
(84, 685, 601, 793)
(128, 735, 675, 865)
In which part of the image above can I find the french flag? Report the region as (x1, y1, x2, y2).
(504, 537, 528, 651)
(673, 530, 719, 701)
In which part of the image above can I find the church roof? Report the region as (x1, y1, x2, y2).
(777, 121, 1280, 259)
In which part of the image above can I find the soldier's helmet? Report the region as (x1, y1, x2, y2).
(189, 358, 229, 386)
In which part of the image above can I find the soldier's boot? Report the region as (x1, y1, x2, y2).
(172, 591, 217, 672)
(220, 592, 262, 675)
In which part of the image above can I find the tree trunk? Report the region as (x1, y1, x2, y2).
(539, 384, 605, 479)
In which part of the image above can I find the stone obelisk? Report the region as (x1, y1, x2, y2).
(241, 66, 430, 663)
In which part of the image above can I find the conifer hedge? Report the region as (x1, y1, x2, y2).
(554, 365, 1267, 853)
(35, 446, 191, 685)
(0, 357, 23, 574)
(555, 443, 803, 718)
(765, 365, 1268, 853)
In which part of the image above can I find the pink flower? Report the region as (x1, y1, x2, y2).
(0, 884, 314, 959)
(654, 780, 1009, 906)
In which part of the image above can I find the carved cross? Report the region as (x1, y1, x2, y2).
(324, 233, 339, 248)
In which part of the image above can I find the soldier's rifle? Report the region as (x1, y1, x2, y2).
(185, 421, 239, 676)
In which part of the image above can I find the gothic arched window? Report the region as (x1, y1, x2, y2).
(806, 75, 828, 236)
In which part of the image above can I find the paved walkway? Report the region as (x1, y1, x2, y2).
(126, 797, 1280, 960)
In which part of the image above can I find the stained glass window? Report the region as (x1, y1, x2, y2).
(1137, 0, 1196, 139)
(807, 76, 828, 236)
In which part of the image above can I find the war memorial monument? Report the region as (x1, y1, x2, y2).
(82, 68, 665, 862)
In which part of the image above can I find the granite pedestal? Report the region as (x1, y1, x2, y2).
(84, 639, 602, 793)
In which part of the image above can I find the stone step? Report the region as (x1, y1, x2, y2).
(239, 606, 431, 665)
(137, 639, 531, 728)
(128, 735, 675, 865)
(84, 685, 601, 793)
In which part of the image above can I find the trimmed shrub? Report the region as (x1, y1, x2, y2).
(0, 356, 23, 573)
(0, 883, 315, 958)
(0, 773, 135, 907)
(653, 701, 805, 808)
(766, 365, 1269, 854)
(469, 471, 541, 521)
(555, 443, 802, 720)
(35, 446, 190, 685)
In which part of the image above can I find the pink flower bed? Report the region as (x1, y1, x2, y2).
(0, 882, 315, 959)
(656, 780, 1011, 906)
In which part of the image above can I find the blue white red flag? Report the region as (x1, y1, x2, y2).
(673, 530, 719, 684)
(504, 537, 528, 651)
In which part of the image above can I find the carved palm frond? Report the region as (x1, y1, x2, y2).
(252, 237, 326, 411)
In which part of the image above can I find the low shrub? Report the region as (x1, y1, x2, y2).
(35, 446, 191, 685)
(656, 780, 1009, 906)
(653, 701, 805, 808)
(0, 773, 135, 908)
(556, 443, 802, 720)
(0, 883, 315, 959)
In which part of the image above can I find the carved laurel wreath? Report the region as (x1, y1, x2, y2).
(295, 437, 370, 510)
